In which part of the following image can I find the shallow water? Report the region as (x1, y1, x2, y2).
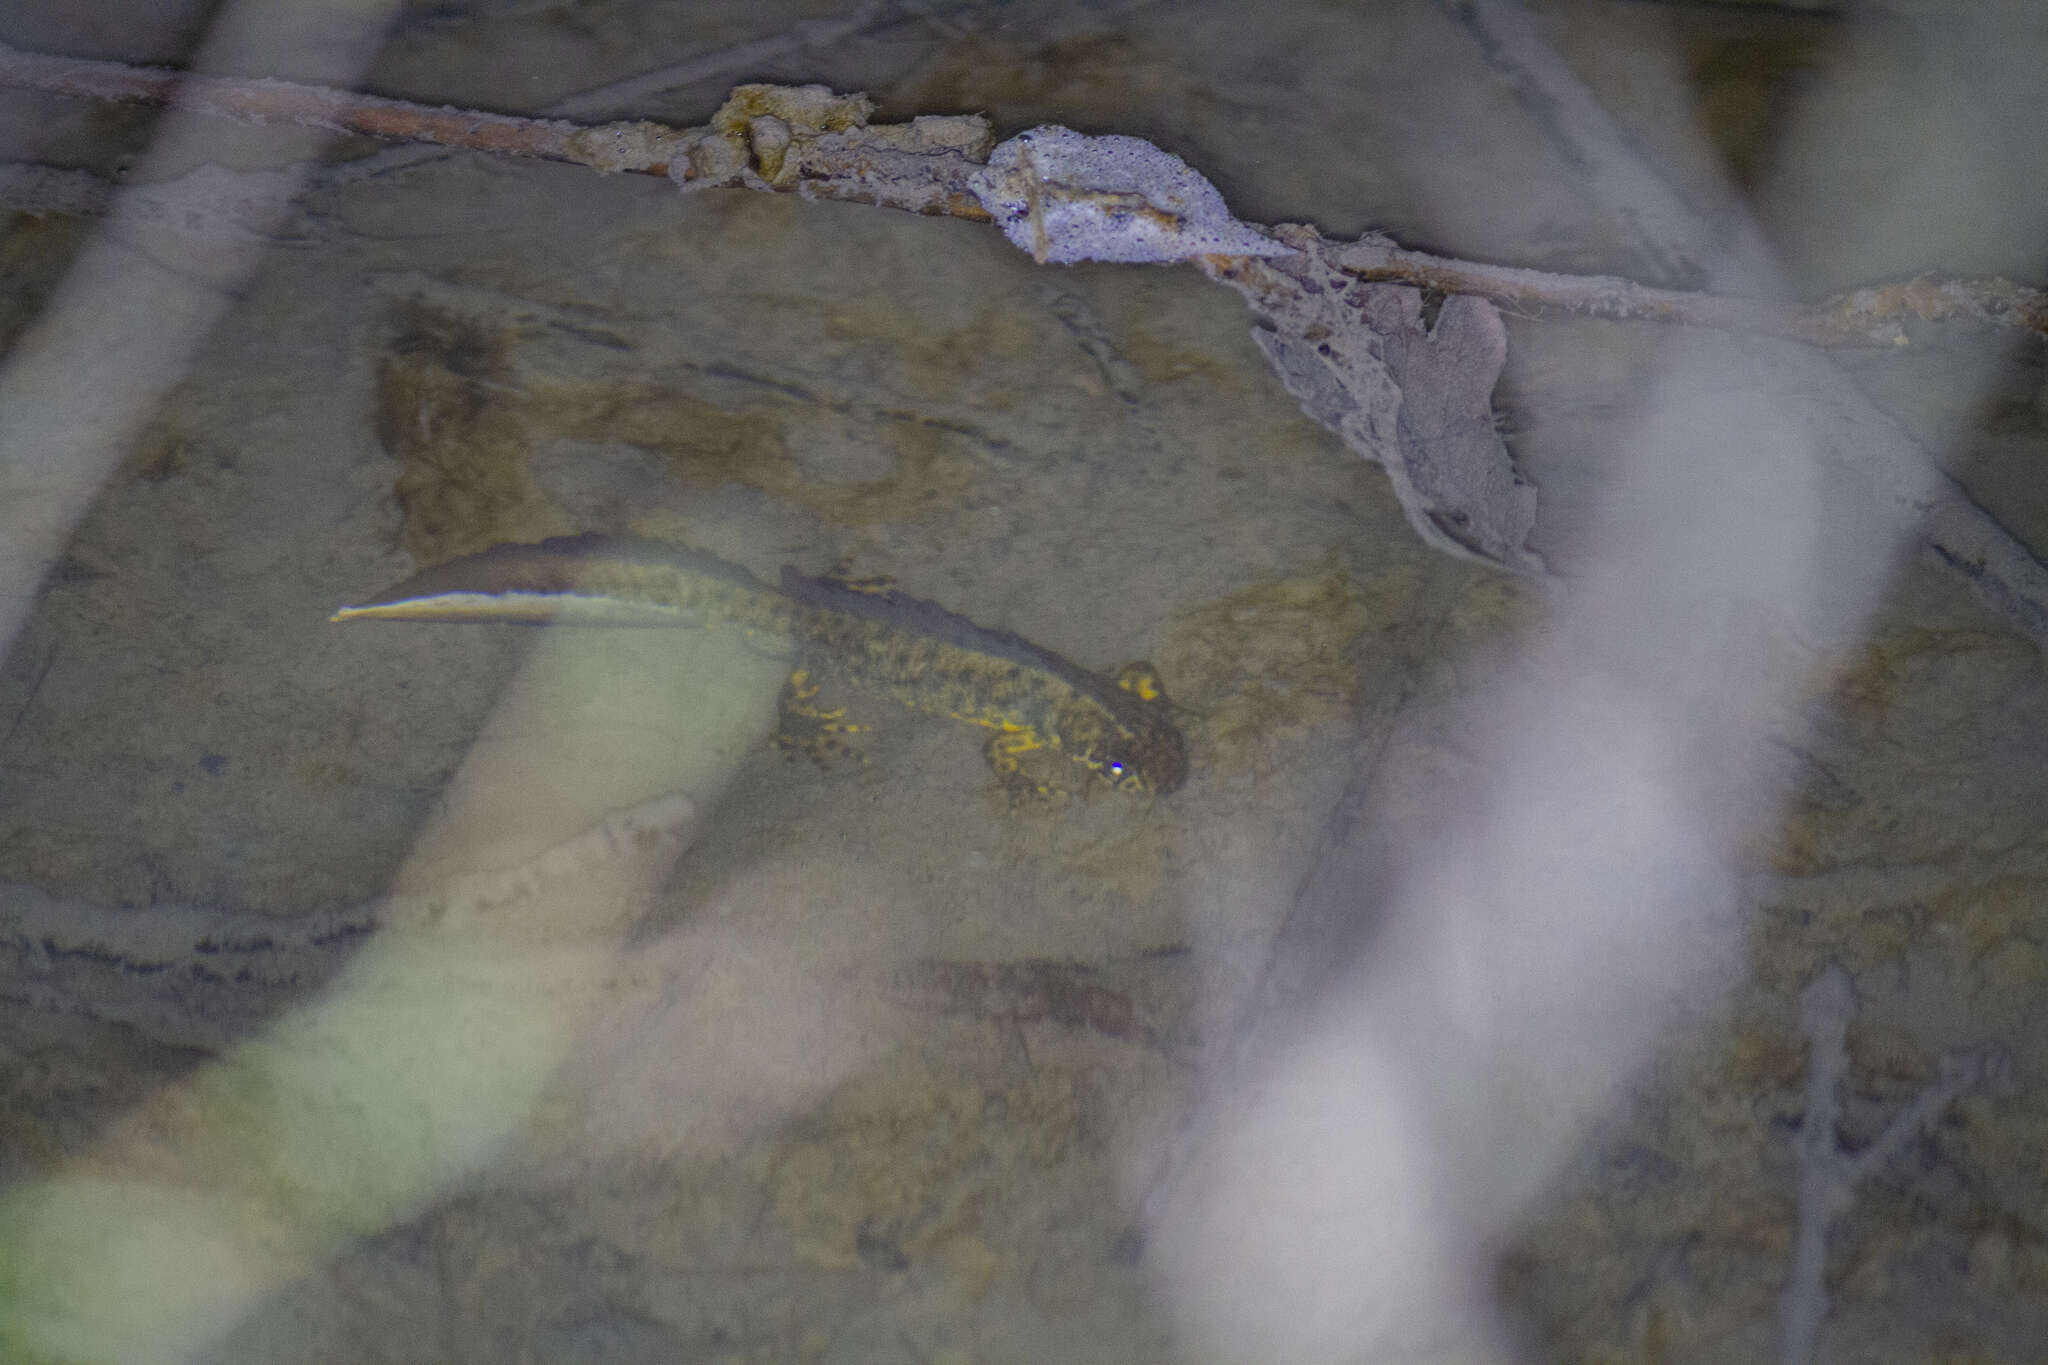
(1, 2, 2045, 1361)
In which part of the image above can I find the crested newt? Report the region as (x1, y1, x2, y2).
(332, 534, 1188, 796)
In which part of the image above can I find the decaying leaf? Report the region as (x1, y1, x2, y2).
(1205, 226, 1547, 579)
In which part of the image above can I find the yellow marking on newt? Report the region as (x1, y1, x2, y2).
(1116, 664, 1166, 704)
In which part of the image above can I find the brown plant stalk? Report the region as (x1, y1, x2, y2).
(1, 39, 2041, 349)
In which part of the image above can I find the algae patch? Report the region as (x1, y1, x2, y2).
(1164, 559, 1395, 780)
(374, 302, 566, 562)
(369, 291, 991, 564)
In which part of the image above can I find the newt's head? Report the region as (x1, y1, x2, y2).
(1058, 663, 1189, 795)
(1098, 716, 1189, 795)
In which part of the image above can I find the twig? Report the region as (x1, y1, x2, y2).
(0, 44, 994, 218)
(1431, 0, 2048, 654)
(6, 46, 2047, 635)
(0, 41, 697, 175)
(1331, 236, 2048, 349)
(0, 640, 54, 758)
(1777, 961, 2014, 1365)
(3, 43, 2042, 349)
(4, 159, 2032, 353)
(325, 1, 964, 186)
(1443, 0, 1742, 286)
(1805, 273, 2048, 347)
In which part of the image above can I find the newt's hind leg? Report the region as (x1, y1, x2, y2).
(774, 666, 869, 771)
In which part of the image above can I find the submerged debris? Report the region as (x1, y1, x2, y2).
(968, 125, 1292, 265)
(1206, 227, 1548, 578)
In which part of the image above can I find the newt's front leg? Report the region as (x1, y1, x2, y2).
(774, 665, 869, 770)
(982, 726, 1075, 807)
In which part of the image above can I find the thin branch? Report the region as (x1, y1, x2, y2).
(1431, 0, 2048, 657)
(3, 43, 2041, 348)
(0, 41, 697, 175)
(1329, 237, 2048, 349)
(1444, 0, 1735, 285)
(1777, 960, 2014, 1365)
(1806, 273, 2048, 347)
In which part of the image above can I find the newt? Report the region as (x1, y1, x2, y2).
(332, 534, 1188, 796)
